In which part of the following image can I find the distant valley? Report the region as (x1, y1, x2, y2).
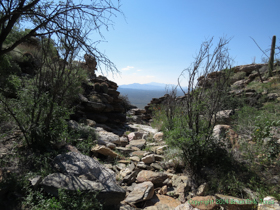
(118, 82, 186, 109)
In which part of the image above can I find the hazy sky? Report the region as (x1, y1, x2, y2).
(93, 0, 280, 86)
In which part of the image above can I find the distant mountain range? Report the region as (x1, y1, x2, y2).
(118, 82, 186, 109)
(119, 82, 181, 91)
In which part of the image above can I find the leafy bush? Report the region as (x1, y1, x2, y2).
(0, 41, 88, 151)
(119, 94, 133, 111)
(24, 188, 102, 210)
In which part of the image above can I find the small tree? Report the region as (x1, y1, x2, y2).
(156, 37, 234, 176)
(0, 36, 88, 149)
(0, 0, 121, 74)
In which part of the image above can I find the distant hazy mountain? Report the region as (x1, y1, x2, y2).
(119, 82, 179, 91)
(118, 83, 186, 109)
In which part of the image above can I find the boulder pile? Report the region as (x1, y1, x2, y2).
(71, 75, 128, 124)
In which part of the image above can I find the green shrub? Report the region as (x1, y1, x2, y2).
(23, 188, 102, 210)
(0, 48, 87, 151)
(119, 94, 133, 111)
(230, 71, 247, 82)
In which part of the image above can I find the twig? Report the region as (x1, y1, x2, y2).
(249, 36, 269, 58)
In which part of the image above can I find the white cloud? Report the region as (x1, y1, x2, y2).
(122, 66, 134, 71)
(146, 75, 155, 78)
(137, 69, 142, 72)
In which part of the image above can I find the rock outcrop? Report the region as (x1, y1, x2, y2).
(71, 75, 128, 125)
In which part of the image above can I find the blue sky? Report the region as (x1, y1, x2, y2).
(93, 0, 280, 86)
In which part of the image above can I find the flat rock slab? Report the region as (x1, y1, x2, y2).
(96, 128, 121, 145)
(129, 124, 158, 135)
(145, 194, 181, 209)
(124, 181, 154, 204)
(52, 152, 126, 205)
(174, 203, 200, 210)
(188, 196, 217, 210)
(137, 170, 168, 186)
(129, 139, 146, 149)
(215, 194, 256, 210)
(91, 145, 120, 158)
(153, 132, 164, 141)
(116, 147, 136, 155)
(41, 173, 104, 194)
(142, 154, 155, 164)
(258, 196, 280, 210)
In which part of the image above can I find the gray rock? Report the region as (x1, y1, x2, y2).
(116, 147, 136, 155)
(96, 128, 121, 145)
(137, 162, 154, 170)
(52, 152, 126, 205)
(174, 203, 200, 210)
(106, 142, 116, 150)
(120, 136, 129, 146)
(129, 124, 158, 134)
(153, 132, 164, 141)
(258, 196, 280, 210)
(123, 169, 140, 185)
(130, 150, 146, 157)
(41, 173, 104, 195)
(129, 139, 146, 149)
(151, 163, 163, 171)
(29, 176, 42, 188)
(136, 170, 168, 186)
(215, 110, 234, 125)
(120, 204, 137, 210)
(116, 163, 126, 171)
(142, 154, 155, 164)
(124, 181, 154, 204)
(154, 154, 164, 161)
(84, 101, 107, 112)
(267, 93, 279, 101)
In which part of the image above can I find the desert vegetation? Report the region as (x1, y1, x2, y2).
(151, 36, 280, 201)
(0, 1, 280, 210)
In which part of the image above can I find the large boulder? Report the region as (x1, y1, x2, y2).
(41, 173, 104, 194)
(96, 127, 121, 145)
(50, 152, 126, 205)
(124, 181, 154, 204)
(257, 196, 280, 210)
(233, 64, 266, 74)
(129, 139, 146, 149)
(136, 170, 168, 186)
(212, 125, 239, 149)
(215, 194, 256, 210)
(91, 145, 120, 158)
(188, 196, 217, 210)
(145, 194, 181, 209)
(129, 124, 158, 135)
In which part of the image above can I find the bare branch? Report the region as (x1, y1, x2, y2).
(249, 36, 269, 58)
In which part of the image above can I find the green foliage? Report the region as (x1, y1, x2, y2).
(4, 26, 30, 46)
(0, 48, 88, 150)
(24, 188, 102, 210)
(233, 105, 280, 165)
(247, 116, 280, 164)
(230, 71, 247, 82)
(0, 54, 21, 77)
(69, 126, 97, 155)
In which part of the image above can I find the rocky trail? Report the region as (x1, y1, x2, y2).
(28, 114, 279, 210)
(1, 62, 280, 210)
